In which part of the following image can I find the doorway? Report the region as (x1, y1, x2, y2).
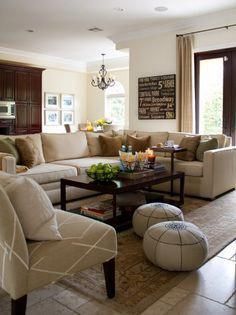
(195, 47, 236, 144)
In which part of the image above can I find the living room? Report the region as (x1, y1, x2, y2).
(0, 1, 236, 315)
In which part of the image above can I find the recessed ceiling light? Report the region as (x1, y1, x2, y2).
(88, 27, 103, 32)
(26, 29, 34, 33)
(113, 7, 124, 12)
(154, 6, 168, 12)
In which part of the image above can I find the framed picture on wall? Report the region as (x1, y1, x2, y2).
(44, 93, 60, 109)
(44, 110, 61, 126)
(61, 94, 74, 110)
(62, 111, 74, 125)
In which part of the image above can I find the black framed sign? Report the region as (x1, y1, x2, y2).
(138, 74, 176, 119)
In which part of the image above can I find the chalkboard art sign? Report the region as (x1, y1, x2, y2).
(138, 74, 176, 120)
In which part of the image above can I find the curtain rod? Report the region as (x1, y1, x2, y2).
(176, 23, 236, 37)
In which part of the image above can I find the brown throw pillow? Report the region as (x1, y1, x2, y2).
(99, 135, 123, 157)
(126, 134, 150, 152)
(112, 130, 137, 144)
(175, 135, 201, 161)
(15, 137, 40, 168)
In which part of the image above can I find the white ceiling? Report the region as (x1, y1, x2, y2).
(0, 0, 236, 66)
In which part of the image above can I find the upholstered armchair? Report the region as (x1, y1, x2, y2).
(0, 184, 117, 315)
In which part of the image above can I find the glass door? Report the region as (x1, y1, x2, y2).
(195, 48, 236, 144)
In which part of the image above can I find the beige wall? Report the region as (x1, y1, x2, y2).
(117, 25, 236, 132)
(87, 69, 129, 128)
(42, 69, 87, 133)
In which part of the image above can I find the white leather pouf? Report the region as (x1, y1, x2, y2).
(132, 202, 184, 237)
(143, 221, 208, 271)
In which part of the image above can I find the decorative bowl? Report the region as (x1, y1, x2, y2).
(86, 163, 120, 182)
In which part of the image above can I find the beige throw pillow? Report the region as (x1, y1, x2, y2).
(15, 137, 40, 168)
(99, 135, 123, 156)
(175, 136, 201, 161)
(4, 176, 62, 241)
(126, 134, 150, 152)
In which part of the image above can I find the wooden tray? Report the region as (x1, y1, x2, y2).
(118, 169, 160, 180)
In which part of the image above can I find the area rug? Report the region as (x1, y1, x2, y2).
(60, 191, 236, 314)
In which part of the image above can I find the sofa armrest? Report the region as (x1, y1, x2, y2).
(0, 153, 16, 174)
(203, 147, 236, 198)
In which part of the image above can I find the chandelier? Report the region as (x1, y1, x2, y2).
(91, 54, 115, 90)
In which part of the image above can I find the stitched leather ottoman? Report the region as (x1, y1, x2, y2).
(143, 221, 208, 271)
(132, 202, 184, 237)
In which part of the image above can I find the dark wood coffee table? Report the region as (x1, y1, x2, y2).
(61, 171, 185, 229)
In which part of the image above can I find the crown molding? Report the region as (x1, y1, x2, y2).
(111, 8, 236, 45)
(87, 55, 129, 73)
(0, 46, 87, 72)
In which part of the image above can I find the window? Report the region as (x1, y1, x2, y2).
(105, 81, 125, 126)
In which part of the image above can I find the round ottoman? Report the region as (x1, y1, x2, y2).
(132, 202, 184, 237)
(143, 221, 208, 271)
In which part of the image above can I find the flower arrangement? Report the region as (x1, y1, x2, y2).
(119, 151, 149, 172)
(94, 117, 112, 127)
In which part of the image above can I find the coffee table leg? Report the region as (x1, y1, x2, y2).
(179, 174, 185, 205)
(170, 152, 174, 195)
(112, 194, 117, 226)
(61, 181, 67, 211)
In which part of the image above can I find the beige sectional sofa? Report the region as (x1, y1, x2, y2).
(0, 131, 235, 207)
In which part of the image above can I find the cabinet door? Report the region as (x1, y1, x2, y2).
(29, 104, 42, 133)
(2, 69, 15, 101)
(15, 71, 29, 102)
(15, 102, 28, 134)
(30, 72, 42, 103)
(0, 69, 3, 100)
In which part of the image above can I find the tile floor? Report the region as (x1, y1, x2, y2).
(0, 241, 235, 315)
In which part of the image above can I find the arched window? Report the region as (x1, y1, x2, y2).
(105, 81, 125, 126)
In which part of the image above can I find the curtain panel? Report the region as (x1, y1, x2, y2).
(177, 35, 194, 132)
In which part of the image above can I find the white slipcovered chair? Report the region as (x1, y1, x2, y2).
(0, 184, 117, 315)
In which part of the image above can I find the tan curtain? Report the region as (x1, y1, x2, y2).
(177, 35, 194, 132)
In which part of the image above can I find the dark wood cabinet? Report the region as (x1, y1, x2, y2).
(15, 71, 29, 102)
(0, 68, 15, 101)
(0, 119, 15, 135)
(0, 63, 44, 135)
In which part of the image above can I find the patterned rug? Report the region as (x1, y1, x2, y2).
(60, 191, 236, 314)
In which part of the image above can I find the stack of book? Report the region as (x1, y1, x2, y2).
(80, 199, 121, 221)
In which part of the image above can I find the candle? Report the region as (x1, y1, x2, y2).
(148, 154, 155, 163)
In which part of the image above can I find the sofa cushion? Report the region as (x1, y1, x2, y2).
(41, 132, 89, 162)
(3, 176, 62, 241)
(86, 132, 102, 156)
(52, 156, 120, 174)
(127, 134, 150, 152)
(196, 138, 218, 162)
(99, 135, 123, 156)
(18, 163, 77, 185)
(175, 136, 201, 161)
(136, 131, 169, 147)
(156, 157, 203, 177)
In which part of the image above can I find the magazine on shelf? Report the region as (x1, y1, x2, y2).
(80, 199, 121, 220)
